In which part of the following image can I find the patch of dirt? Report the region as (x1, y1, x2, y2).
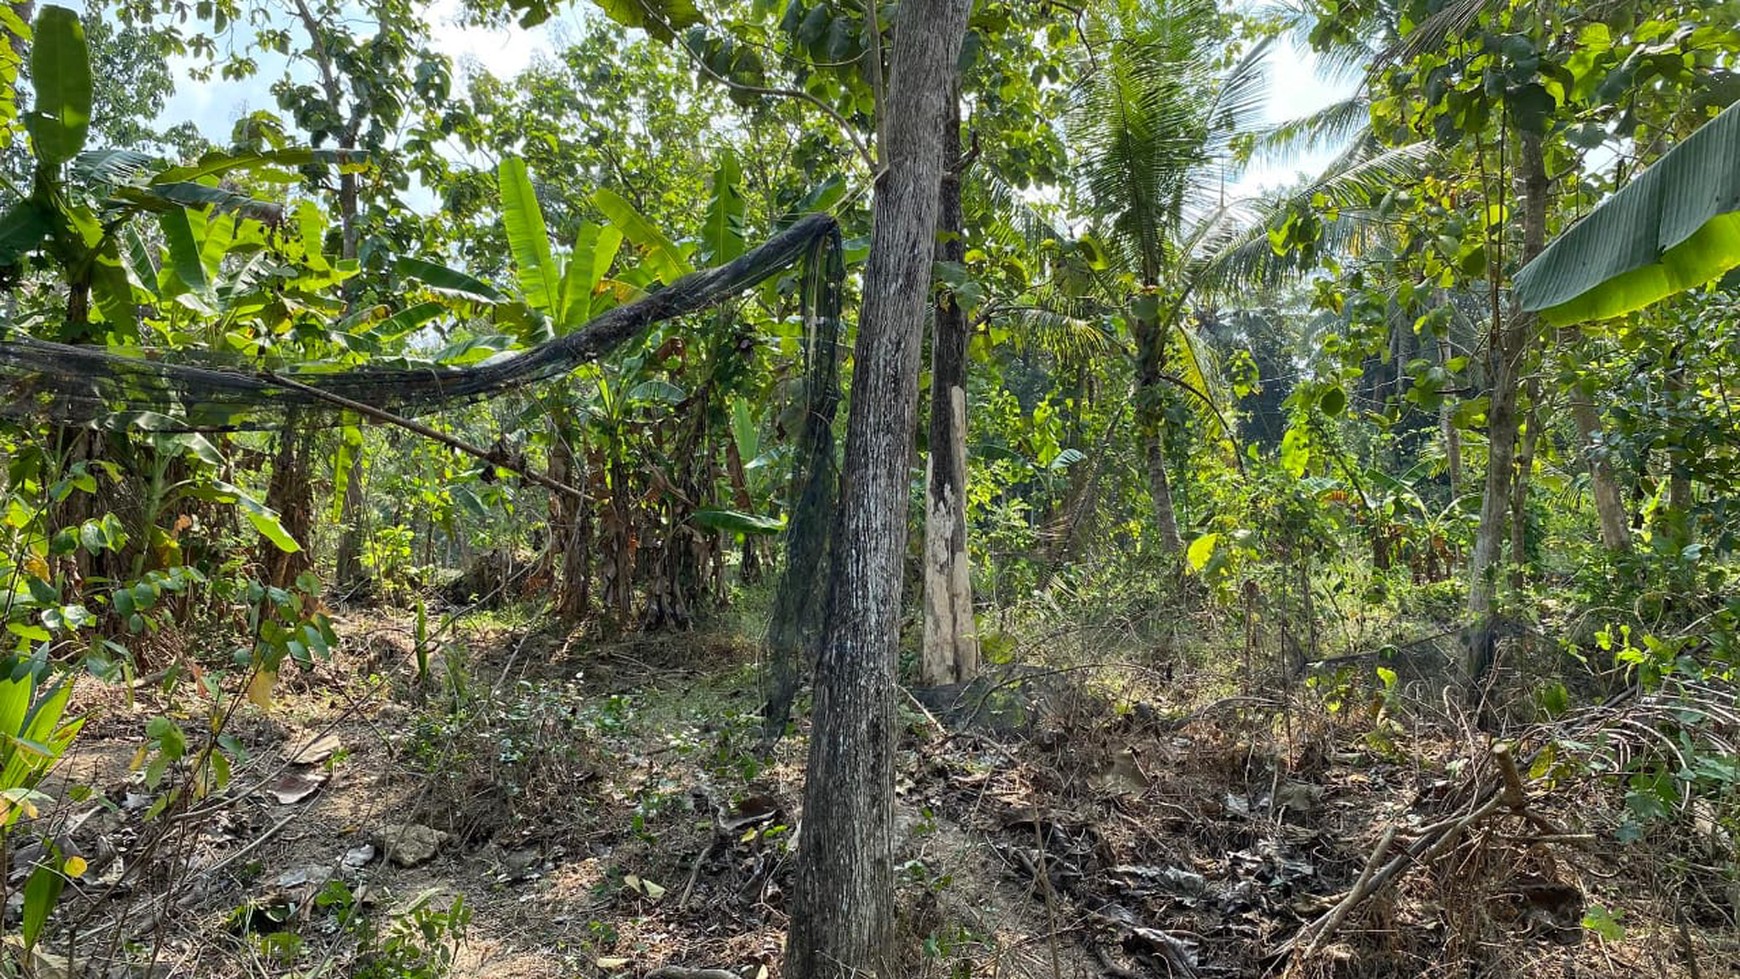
(19, 614, 1739, 979)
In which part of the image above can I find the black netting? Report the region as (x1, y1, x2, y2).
(762, 221, 845, 736)
(0, 213, 841, 433)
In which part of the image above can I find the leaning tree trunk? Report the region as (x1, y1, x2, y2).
(920, 88, 979, 688)
(785, 0, 972, 975)
(1465, 131, 1547, 682)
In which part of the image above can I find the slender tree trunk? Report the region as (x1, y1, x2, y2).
(1133, 315, 1184, 554)
(920, 89, 978, 687)
(333, 446, 366, 587)
(1665, 358, 1693, 545)
(1465, 131, 1547, 680)
(786, 0, 971, 974)
(1560, 330, 1632, 553)
(1438, 335, 1464, 497)
(293, 0, 369, 591)
(550, 421, 591, 621)
(261, 423, 315, 588)
(1508, 380, 1539, 587)
(1566, 392, 1631, 551)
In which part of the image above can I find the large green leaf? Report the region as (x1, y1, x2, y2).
(117, 181, 283, 224)
(593, 0, 703, 42)
(692, 507, 785, 536)
(1515, 99, 1740, 326)
(88, 238, 138, 336)
(151, 148, 366, 185)
(20, 861, 64, 949)
(594, 187, 691, 283)
(25, 6, 91, 166)
(72, 149, 156, 186)
(370, 301, 446, 343)
(394, 255, 507, 304)
(159, 209, 208, 293)
(498, 158, 561, 314)
(557, 223, 623, 330)
(701, 150, 745, 265)
(202, 481, 301, 553)
(0, 201, 49, 265)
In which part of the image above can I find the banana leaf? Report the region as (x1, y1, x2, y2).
(1514, 100, 1740, 326)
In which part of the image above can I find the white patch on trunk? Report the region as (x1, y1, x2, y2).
(921, 386, 978, 686)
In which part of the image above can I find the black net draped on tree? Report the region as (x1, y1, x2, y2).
(0, 213, 842, 433)
(0, 211, 844, 735)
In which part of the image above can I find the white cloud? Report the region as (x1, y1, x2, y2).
(1234, 36, 1360, 197)
(423, 0, 556, 85)
(151, 0, 568, 146)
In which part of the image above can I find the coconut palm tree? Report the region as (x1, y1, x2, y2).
(1063, 0, 1277, 552)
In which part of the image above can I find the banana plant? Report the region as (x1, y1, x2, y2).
(0, 7, 370, 343)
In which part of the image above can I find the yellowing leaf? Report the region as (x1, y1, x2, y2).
(1186, 533, 1219, 573)
(641, 878, 666, 900)
(64, 856, 87, 878)
(246, 670, 277, 710)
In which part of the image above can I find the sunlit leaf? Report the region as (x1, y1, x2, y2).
(1516, 100, 1740, 325)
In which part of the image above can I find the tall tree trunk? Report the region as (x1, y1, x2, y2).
(786, 0, 971, 975)
(333, 446, 366, 588)
(1438, 334, 1464, 497)
(550, 421, 591, 621)
(1465, 131, 1547, 681)
(1665, 356, 1693, 546)
(294, 0, 368, 591)
(1566, 390, 1632, 551)
(920, 90, 978, 688)
(261, 424, 315, 588)
(1133, 314, 1184, 554)
(1508, 380, 1539, 588)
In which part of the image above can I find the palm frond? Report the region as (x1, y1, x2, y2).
(1005, 296, 1121, 364)
(1378, 0, 1502, 67)
(1203, 34, 1277, 157)
(1188, 140, 1434, 294)
(1251, 94, 1373, 165)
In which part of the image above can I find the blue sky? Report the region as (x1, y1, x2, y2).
(131, 0, 1352, 204)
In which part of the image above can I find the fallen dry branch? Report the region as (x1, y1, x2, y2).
(1282, 754, 1518, 968)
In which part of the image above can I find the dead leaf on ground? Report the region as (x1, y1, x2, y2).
(264, 769, 327, 805)
(288, 733, 343, 765)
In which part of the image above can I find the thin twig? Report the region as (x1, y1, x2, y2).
(1297, 825, 1396, 960)
(188, 812, 297, 883)
(262, 371, 583, 499)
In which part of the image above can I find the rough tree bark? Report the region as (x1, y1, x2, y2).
(920, 89, 979, 688)
(550, 421, 591, 621)
(1465, 131, 1547, 681)
(785, 0, 972, 974)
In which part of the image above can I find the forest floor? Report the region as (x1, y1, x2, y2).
(19, 602, 1740, 979)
